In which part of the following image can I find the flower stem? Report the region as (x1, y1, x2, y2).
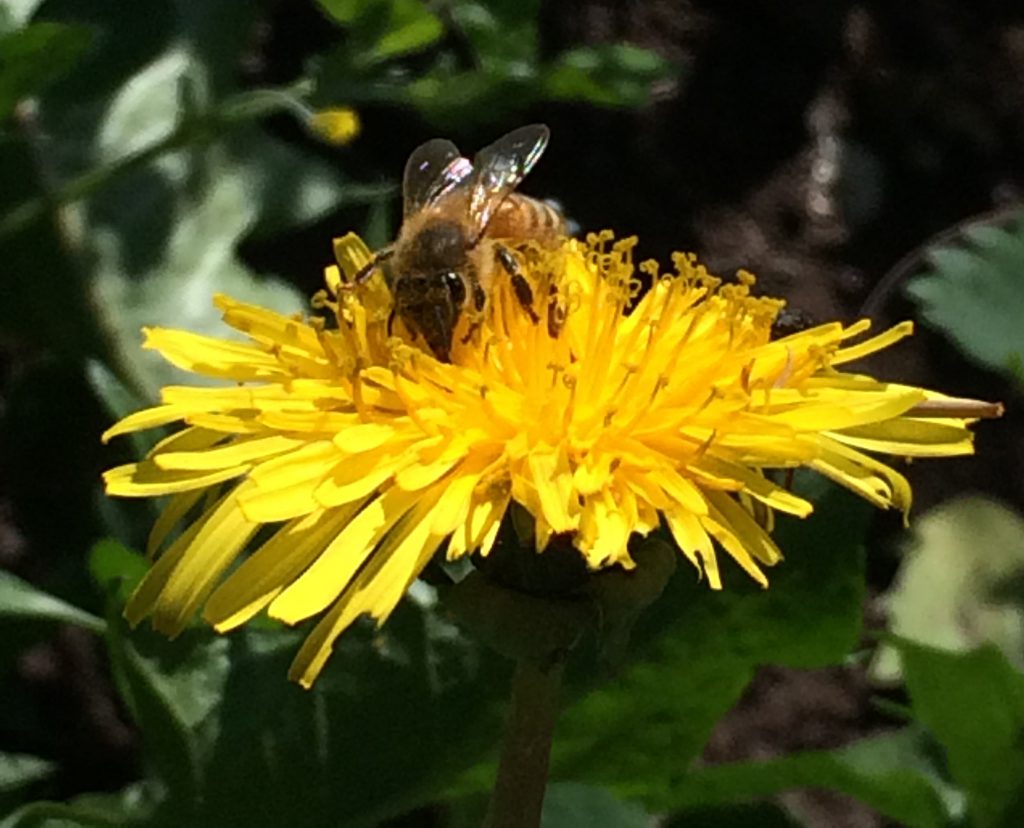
(485, 657, 564, 828)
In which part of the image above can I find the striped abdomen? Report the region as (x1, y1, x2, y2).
(485, 193, 565, 245)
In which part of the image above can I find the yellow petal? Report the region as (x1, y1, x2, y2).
(528, 448, 575, 533)
(149, 482, 261, 635)
(830, 418, 974, 457)
(664, 508, 720, 588)
(102, 405, 190, 442)
(649, 466, 710, 515)
(269, 485, 427, 624)
(204, 502, 364, 631)
(288, 495, 446, 688)
(333, 232, 375, 281)
(143, 328, 288, 381)
(104, 461, 249, 497)
(154, 434, 306, 471)
(147, 489, 205, 557)
(696, 456, 813, 517)
(124, 520, 201, 627)
(831, 321, 914, 365)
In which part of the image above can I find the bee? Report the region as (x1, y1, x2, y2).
(357, 124, 565, 361)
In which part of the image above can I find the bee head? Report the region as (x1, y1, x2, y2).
(394, 271, 468, 362)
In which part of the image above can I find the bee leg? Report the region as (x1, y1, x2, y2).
(460, 281, 487, 345)
(546, 284, 566, 338)
(352, 247, 395, 286)
(496, 244, 539, 323)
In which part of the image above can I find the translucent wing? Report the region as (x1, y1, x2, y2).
(467, 124, 550, 240)
(402, 138, 473, 219)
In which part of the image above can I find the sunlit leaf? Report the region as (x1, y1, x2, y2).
(906, 210, 1024, 378)
(0, 752, 54, 794)
(0, 0, 47, 32)
(872, 496, 1024, 683)
(234, 130, 394, 239)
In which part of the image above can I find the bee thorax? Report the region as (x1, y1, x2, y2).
(405, 220, 470, 271)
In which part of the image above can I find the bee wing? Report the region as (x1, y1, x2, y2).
(402, 138, 474, 219)
(467, 124, 550, 241)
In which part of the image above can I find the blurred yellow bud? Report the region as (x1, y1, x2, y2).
(307, 107, 361, 145)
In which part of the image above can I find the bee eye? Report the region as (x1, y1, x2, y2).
(443, 272, 466, 306)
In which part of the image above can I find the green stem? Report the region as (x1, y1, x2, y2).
(0, 83, 313, 242)
(485, 658, 564, 828)
(0, 129, 184, 241)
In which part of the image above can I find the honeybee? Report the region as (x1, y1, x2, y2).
(357, 124, 565, 361)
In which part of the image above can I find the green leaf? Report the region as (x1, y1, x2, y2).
(906, 210, 1024, 377)
(545, 44, 673, 107)
(88, 596, 508, 826)
(447, 0, 542, 65)
(541, 782, 650, 828)
(10, 3, 367, 400)
(0, 132, 105, 358)
(0, 752, 54, 795)
(64, 45, 308, 401)
(872, 496, 1024, 683)
(315, 0, 369, 24)
(104, 621, 230, 818)
(405, 69, 531, 128)
(0, 570, 105, 632)
(900, 642, 1024, 827)
(316, 0, 441, 62)
(84, 359, 156, 462)
(0, 22, 92, 121)
(89, 539, 149, 605)
(232, 130, 394, 239)
(0, 795, 142, 828)
(661, 728, 954, 828)
(165, 604, 509, 826)
(0, 1, 47, 32)
(376, 0, 442, 59)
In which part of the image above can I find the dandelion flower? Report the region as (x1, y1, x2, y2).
(103, 231, 984, 687)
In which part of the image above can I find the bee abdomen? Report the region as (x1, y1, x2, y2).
(488, 194, 565, 243)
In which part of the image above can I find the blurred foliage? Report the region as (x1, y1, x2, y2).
(906, 209, 1024, 384)
(872, 496, 1024, 683)
(2, 0, 1023, 826)
(312, 0, 673, 126)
